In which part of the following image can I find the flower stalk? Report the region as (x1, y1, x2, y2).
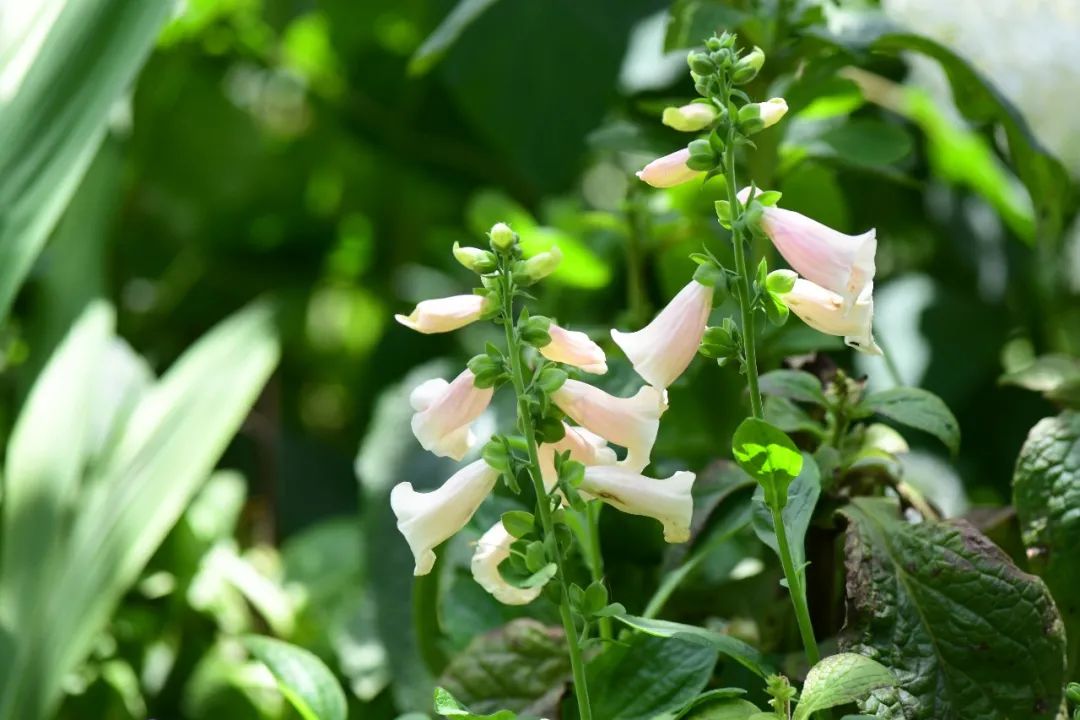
(496, 252, 594, 720)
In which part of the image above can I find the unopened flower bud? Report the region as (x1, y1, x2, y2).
(662, 103, 719, 132)
(518, 246, 562, 284)
(760, 98, 788, 127)
(732, 46, 765, 84)
(738, 98, 787, 133)
(765, 269, 798, 295)
(687, 51, 715, 76)
(452, 242, 496, 273)
(636, 148, 703, 188)
(489, 222, 517, 251)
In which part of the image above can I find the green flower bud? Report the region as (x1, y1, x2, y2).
(662, 102, 718, 132)
(489, 222, 517, 251)
(766, 269, 797, 295)
(732, 46, 765, 84)
(452, 242, 497, 273)
(687, 51, 715, 76)
(517, 245, 562, 284)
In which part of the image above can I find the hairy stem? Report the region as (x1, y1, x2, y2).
(499, 267, 593, 720)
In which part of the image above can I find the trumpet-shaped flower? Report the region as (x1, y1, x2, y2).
(781, 279, 882, 355)
(395, 294, 489, 334)
(636, 148, 704, 189)
(738, 188, 876, 309)
(391, 459, 498, 575)
(580, 466, 696, 542)
(611, 280, 713, 389)
(538, 422, 618, 490)
(471, 521, 544, 605)
(540, 324, 607, 374)
(551, 380, 667, 472)
(410, 369, 493, 460)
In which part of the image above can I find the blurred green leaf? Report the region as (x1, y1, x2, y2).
(409, 0, 502, 76)
(434, 686, 517, 719)
(0, 0, 170, 325)
(243, 635, 347, 720)
(855, 387, 960, 455)
(758, 369, 827, 405)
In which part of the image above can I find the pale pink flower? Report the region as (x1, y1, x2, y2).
(540, 324, 607, 374)
(611, 280, 713, 389)
(395, 294, 488, 334)
(471, 521, 544, 605)
(781, 279, 882, 355)
(391, 459, 498, 575)
(551, 380, 667, 472)
(580, 466, 696, 543)
(739, 188, 876, 309)
(538, 422, 618, 490)
(410, 369, 493, 460)
(636, 148, 704, 189)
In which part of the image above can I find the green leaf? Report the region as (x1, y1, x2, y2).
(752, 454, 821, 586)
(816, 118, 914, 168)
(731, 418, 804, 508)
(0, 0, 171, 326)
(856, 387, 960, 454)
(758, 369, 827, 405)
(589, 632, 717, 720)
(242, 636, 347, 720)
(500, 511, 535, 539)
(438, 619, 569, 716)
(409, 0, 502, 76)
(0, 301, 280, 719)
(434, 687, 517, 719)
(763, 396, 825, 437)
(613, 615, 771, 678)
(839, 498, 1066, 719)
(792, 653, 896, 720)
(1000, 355, 1080, 407)
(1013, 411, 1080, 675)
(679, 697, 761, 719)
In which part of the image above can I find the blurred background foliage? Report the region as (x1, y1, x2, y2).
(1, 0, 1079, 717)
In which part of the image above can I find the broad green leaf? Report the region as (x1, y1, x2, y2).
(856, 387, 960, 455)
(758, 370, 827, 405)
(679, 698, 760, 719)
(242, 636, 347, 720)
(792, 653, 895, 720)
(763, 396, 824, 437)
(1013, 411, 1080, 675)
(815, 118, 914, 168)
(589, 632, 717, 720)
(0, 301, 279, 719)
(751, 453, 821, 585)
(1000, 355, 1080, 408)
(613, 615, 771, 678)
(731, 418, 803, 508)
(0, 0, 171, 325)
(840, 498, 1066, 719)
(409, 0, 502, 76)
(438, 619, 568, 716)
(434, 687, 517, 719)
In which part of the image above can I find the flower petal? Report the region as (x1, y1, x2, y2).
(636, 148, 704, 189)
(540, 324, 607, 374)
(395, 294, 488, 334)
(411, 369, 493, 460)
(471, 521, 544, 605)
(551, 380, 667, 472)
(781, 279, 881, 355)
(580, 466, 696, 543)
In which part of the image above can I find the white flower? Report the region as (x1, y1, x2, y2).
(611, 280, 713, 389)
(636, 148, 704, 188)
(781, 279, 882, 355)
(471, 521, 544, 605)
(759, 97, 788, 127)
(390, 459, 498, 575)
(538, 422, 618, 490)
(580, 466, 696, 542)
(410, 369, 493, 460)
(551, 380, 667, 472)
(395, 294, 489, 334)
(540, 324, 607, 374)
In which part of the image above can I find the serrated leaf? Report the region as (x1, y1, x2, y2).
(243, 636, 347, 720)
(758, 370, 827, 405)
(856, 387, 960, 454)
(1013, 411, 1080, 675)
(839, 497, 1066, 719)
(792, 653, 895, 720)
(612, 616, 771, 678)
(589, 632, 717, 720)
(438, 619, 569, 715)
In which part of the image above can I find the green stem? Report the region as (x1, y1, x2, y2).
(721, 104, 820, 668)
(584, 502, 613, 641)
(771, 505, 821, 667)
(500, 268, 593, 720)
